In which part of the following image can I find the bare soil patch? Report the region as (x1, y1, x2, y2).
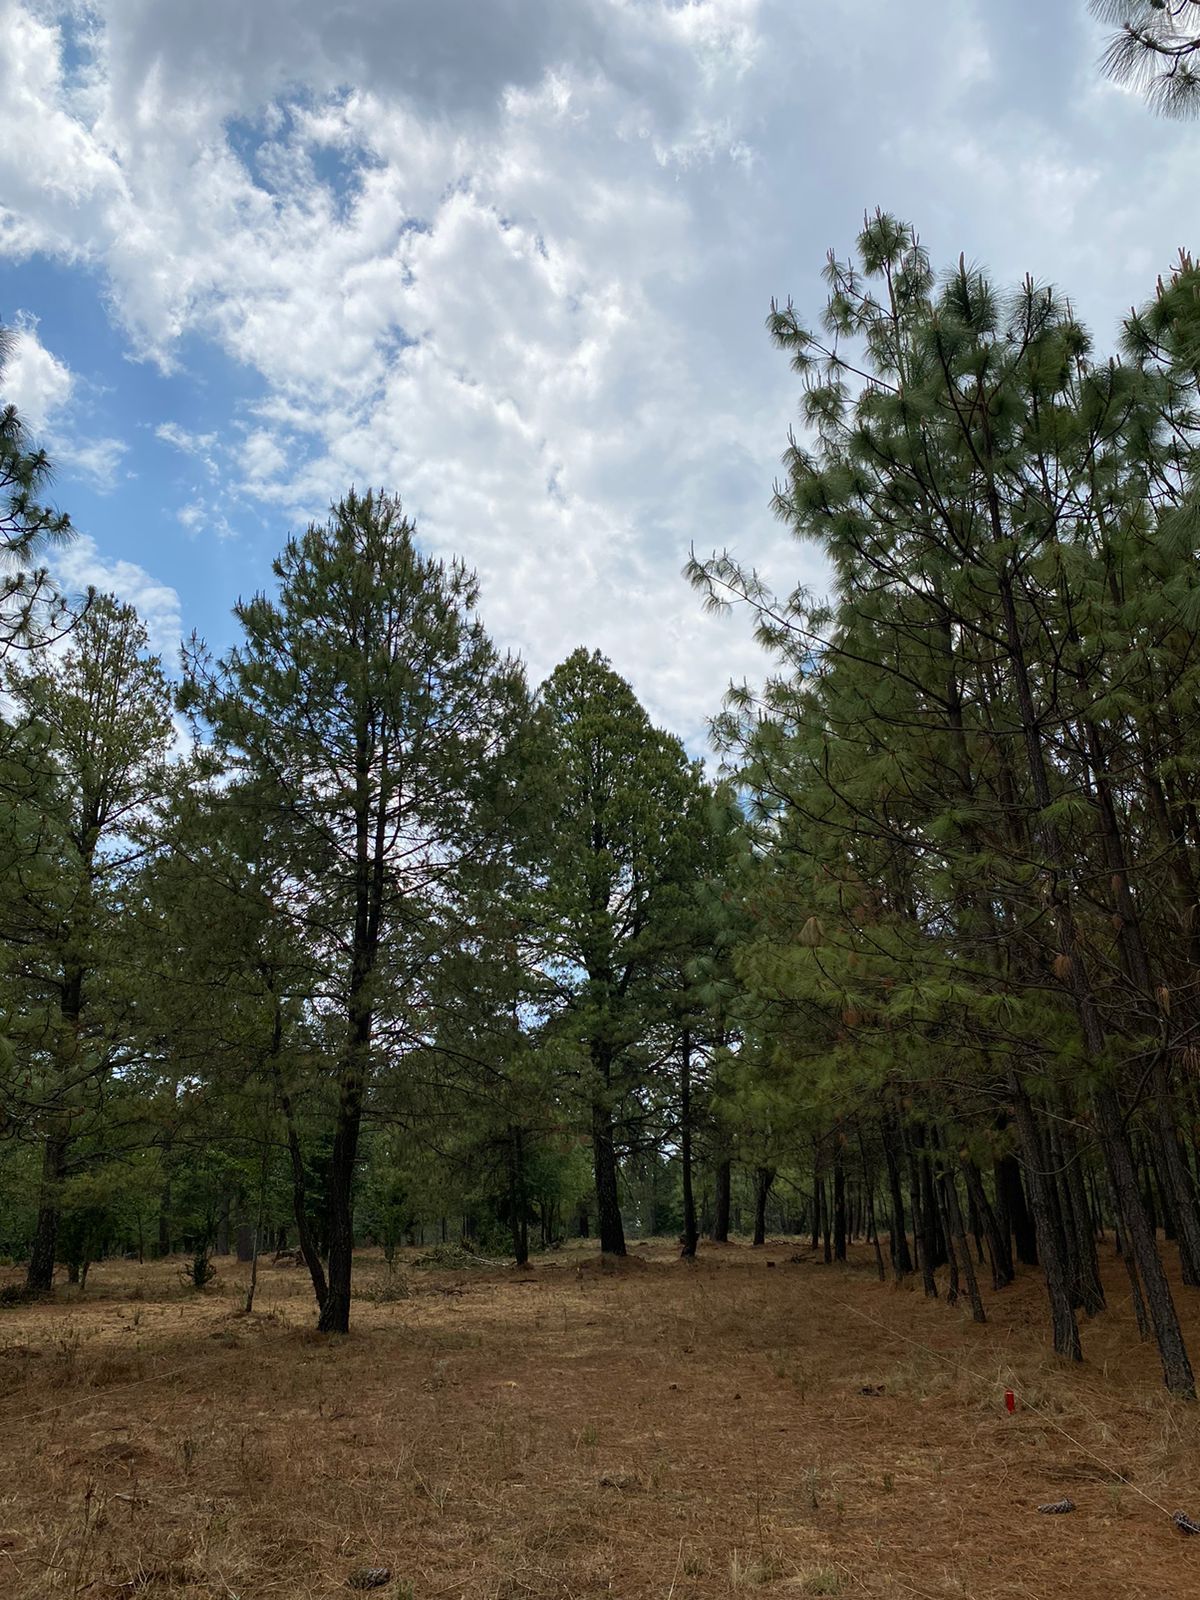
(1, 1241, 1199, 1598)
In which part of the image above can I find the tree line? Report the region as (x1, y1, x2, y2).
(4, 215, 1200, 1396)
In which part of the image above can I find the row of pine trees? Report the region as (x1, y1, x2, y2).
(5, 216, 1200, 1395)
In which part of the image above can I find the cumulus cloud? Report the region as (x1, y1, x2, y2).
(0, 315, 127, 490)
(1, 313, 73, 431)
(56, 432, 128, 491)
(55, 534, 183, 659)
(1, 0, 1198, 742)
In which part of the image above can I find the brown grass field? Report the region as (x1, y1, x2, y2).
(3, 1239, 1200, 1599)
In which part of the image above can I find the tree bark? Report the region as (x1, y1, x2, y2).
(216, 1199, 231, 1256)
(882, 1117, 913, 1276)
(1094, 1081, 1194, 1397)
(936, 1141, 985, 1324)
(905, 1136, 938, 1299)
(591, 1098, 625, 1255)
(995, 1153, 1037, 1267)
(1054, 1117, 1105, 1316)
(26, 1132, 68, 1293)
(1150, 1067, 1200, 1283)
(268, 1044, 329, 1312)
(811, 1160, 822, 1254)
(679, 1026, 698, 1259)
(1111, 1181, 1151, 1339)
(753, 1165, 773, 1247)
(507, 1125, 530, 1267)
(317, 1057, 364, 1334)
(962, 1158, 1013, 1290)
(710, 1157, 731, 1243)
(157, 1178, 172, 1259)
(1010, 1073, 1081, 1361)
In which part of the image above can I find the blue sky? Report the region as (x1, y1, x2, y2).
(1, 0, 1198, 747)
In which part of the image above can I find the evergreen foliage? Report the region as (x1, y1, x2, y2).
(3, 228, 1200, 1393)
(1092, 1, 1200, 116)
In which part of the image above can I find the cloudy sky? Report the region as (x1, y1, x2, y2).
(1, 0, 1197, 748)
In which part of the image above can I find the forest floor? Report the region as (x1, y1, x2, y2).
(2, 1240, 1200, 1599)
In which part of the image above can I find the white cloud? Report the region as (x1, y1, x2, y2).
(174, 496, 235, 541)
(155, 421, 218, 459)
(1, 0, 1198, 743)
(56, 432, 128, 491)
(0, 0, 798, 736)
(55, 534, 183, 659)
(0, 315, 127, 489)
(1, 314, 72, 432)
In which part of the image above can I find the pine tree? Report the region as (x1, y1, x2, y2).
(537, 649, 706, 1255)
(0, 325, 78, 654)
(182, 489, 531, 1331)
(1091, 1, 1200, 116)
(692, 213, 1200, 1395)
(1, 595, 173, 1291)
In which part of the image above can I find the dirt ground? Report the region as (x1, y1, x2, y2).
(2, 1239, 1200, 1599)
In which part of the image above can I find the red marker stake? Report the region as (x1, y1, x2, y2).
(1004, 1389, 1016, 1414)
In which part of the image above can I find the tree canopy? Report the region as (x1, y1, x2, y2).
(4, 222, 1200, 1394)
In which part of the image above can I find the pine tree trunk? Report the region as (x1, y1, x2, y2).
(1056, 1117, 1105, 1315)
(810, 1164, 822, 1254)
(936, 1143, 985, 1324)
(27, 951, 87, 1295)
(909, 1125, 944, 1280)
(1151, 1060, 1200, 1284)
(995, 1153, 1037, 1267)
(967, 1185, 985, 1266)
(591, 1098, 625, 1255)
(157, 1178, 172, 1259)
(940, 1191, 961, 1306)
(753, 1166, 773, 1247)
(1084, 727, 1200, 1286)
(244, 1140, 270, 1315)
(507, 1126, 530, 1267)
(1139, 1139, 1159, 1234)
(905, 1138, 938, 1299)
(1110, 1182, 1151, 1339)
(317, 1070, 363, 1334)
(710, 1157, 731, 1243)
(317, 942, 370, 1334)
(912, 1125, 946, 1268)
(963, 1158, 1013, 1289)
(1094, 1082, 1194, 1397)
(26, 1132, 68, 1293)
(268, 1053, 329, 1312)
(1009, 1073, 1081, 1360)
(833, 1140, 847, 1262)
(866, 1186, 886, 1282)
(679, 1027, 698, 1259)
(883, 1117, 913, 1276)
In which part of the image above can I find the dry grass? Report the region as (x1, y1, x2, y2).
(1, 1239, 1200, 1597)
